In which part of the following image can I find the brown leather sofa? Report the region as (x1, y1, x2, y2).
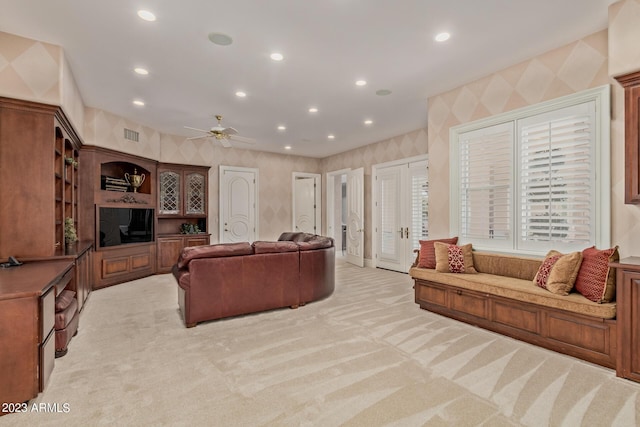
(172, 232, 335, 327)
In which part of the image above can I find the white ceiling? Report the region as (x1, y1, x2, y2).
(0, 0, 615, 158)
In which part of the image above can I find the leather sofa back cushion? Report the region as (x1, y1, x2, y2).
(278, 232, 316, 242)
(253, 241, 299, 254)
(177, 242, 253, 269)
(298, 238, 334, 251)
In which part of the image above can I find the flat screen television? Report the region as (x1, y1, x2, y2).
(99, 207, 154, 247)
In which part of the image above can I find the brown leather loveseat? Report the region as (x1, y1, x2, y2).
(172, 232, 335, 327)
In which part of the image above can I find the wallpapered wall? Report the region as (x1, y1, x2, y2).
(609, 0, 640, 77)
(427, 27, 640, 258)
(0, 31, 85, 136)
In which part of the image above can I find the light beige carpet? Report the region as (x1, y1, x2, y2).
(2, 259, 640, 426)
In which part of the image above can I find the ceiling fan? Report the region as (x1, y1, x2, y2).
(184, 115, 255, 148)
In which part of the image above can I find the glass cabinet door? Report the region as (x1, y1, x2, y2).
(186, 172, 205, 215)
(159, 171, 181, 215)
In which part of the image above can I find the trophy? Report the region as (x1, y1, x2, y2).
(124, 168, 146, 193)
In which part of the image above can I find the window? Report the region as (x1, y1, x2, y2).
(450, 85, 610, 255)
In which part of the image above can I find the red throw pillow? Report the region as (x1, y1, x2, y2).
(418, 237, 458, 268)
(574, 246, 619, 303)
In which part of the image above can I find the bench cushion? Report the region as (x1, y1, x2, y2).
(409, 267, 616, 319)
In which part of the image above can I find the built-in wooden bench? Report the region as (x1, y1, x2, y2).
(410, 251, 617, 370)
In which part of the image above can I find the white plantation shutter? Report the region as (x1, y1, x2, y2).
(451, 86, 609, 255)
(379, 169, 400, 256)
(409, 160, 428, 251)
(459, 123, 513, 249)
(518, 102, 595, 252)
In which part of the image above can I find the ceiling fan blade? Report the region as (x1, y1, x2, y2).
(186, 135, 210, 140)
(220, 138, 232, 148)
(223, 127, 238, 136)
(230, 134, 256, 144)
(184, 126, 210, 133)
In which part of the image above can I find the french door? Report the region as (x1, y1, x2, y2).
(374, 157, 428, 272)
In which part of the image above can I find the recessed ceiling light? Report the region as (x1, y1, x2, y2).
(208, 32, 233, 46)
(134, 67, 149, 75)
(308, 107, 318, 113)
(137, 10, 156, 22)
(133, 99, 145, 106)
(270, 53, 284, 61)
(327, 134, 335, 140)
(435, 32, 451, 42)
(284, 145, 292, 150)
(355, 80, 367, 86)
(277, 125, 286, 131)
(364, 119, 373, 125)
(235, 91, 247, 98)
(376, 89, 392, 96)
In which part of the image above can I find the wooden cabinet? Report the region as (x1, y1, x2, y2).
(158, 164, 208, 217)
(156, 163, 210, 273)
(79, 147, 157, 289)
(157, 234, 210, 273)
(0, 98, 81, 259)
(0, 260, 74, 410)
(611, 257, 640, 381)
(65, 242, 93, 312)
(615, 71, 640, 204)
(55, 123, 80, 250)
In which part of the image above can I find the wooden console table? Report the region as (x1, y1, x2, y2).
(0, 260, 74, 411)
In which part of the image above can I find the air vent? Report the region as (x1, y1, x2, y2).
(124, 128, 139, 142)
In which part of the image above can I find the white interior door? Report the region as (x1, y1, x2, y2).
(293, 173, 321, 234)
(374, 157, 428, 272)
(220, 166, 258, 243)
(346, 167, 364, 267)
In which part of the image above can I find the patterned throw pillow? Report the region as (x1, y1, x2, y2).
(433, 242, 477, 274)
(574, 246, 619, 303)
(417, 237, 458, 268)
(533, 250, 583, 295)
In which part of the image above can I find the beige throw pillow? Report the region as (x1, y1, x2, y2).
(434, 242, 477, 274)
(534, 250, 583, 295)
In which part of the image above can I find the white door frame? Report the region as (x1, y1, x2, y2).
(292, 172, 321, 234)
(372, 154, 428, 271)
(326, 168, 350, 244)
(219, 165, 259, 243)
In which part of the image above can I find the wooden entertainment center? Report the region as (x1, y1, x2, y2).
(0, 97, 210, 410)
